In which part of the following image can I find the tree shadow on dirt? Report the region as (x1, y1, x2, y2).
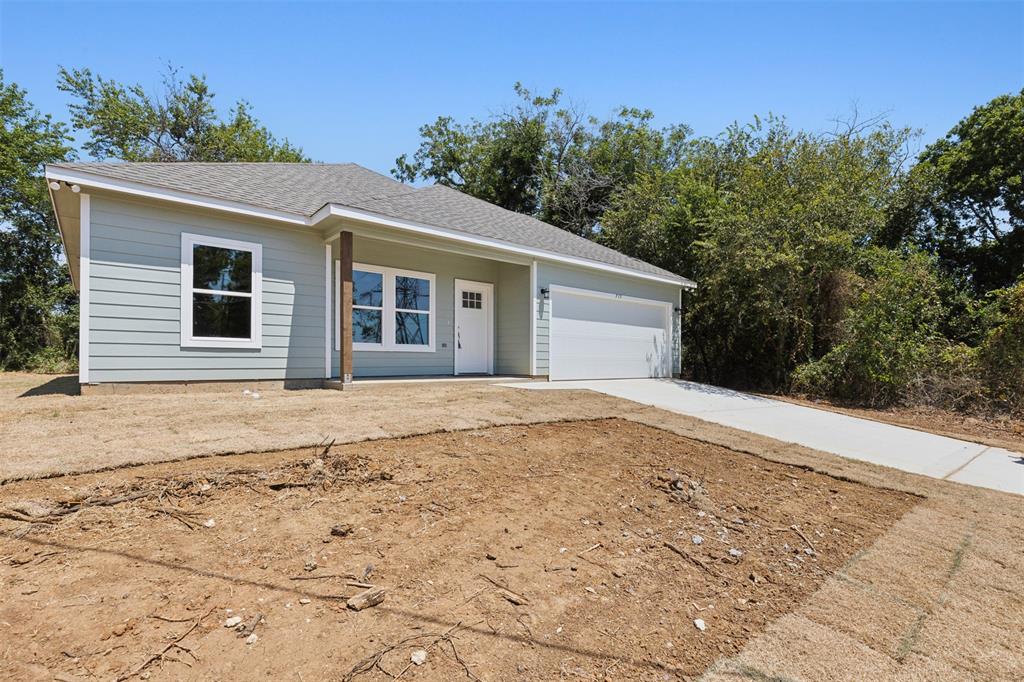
(5, 530, 687, 677)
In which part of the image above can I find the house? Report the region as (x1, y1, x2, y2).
(44, 163, 695, 391)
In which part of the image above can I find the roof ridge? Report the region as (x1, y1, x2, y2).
(54, 161, 361, 167)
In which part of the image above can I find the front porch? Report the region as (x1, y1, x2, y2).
(325, 228, 535, 383)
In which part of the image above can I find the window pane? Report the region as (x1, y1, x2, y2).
(395, 276, 430, 311)
(193, 245, 252, 292)
(353, 270, 383, 307)
(353, 308, 382, 344)
(395, 312, 429, 345)
(193, 293, 252, 339)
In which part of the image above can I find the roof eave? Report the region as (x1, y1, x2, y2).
(319, 202, 695, 288)
(44, 165, 696, 289)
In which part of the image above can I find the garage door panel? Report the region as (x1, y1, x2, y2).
(550, 287, 671, 380)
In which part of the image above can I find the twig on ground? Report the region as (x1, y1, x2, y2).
(116, 606, 215, 681)
(478, 574, 529, 605)
(444, 636, 485, 681)
(663, 542, 720, 578)
(288, 573, 358, 581)
(392, 622, 465, 680)
(790, 524, 816, 551)
(342, 623, 466, 681)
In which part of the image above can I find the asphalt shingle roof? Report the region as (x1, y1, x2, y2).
(50, 162, 693, 285)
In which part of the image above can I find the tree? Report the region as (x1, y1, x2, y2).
(0, 71, 77, 370)
(393, 84, 688, 236)
(57, 65, 309, 162)
(394, 83, 555, 216)
(792, 249, 947, 406)
(603, 116, 918, 390)
(895, 89, 1024, 294)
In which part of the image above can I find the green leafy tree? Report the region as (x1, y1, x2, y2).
(394, 84, 687, 236)
(893, 89, 1024, 293)
(394, 83, 554, 216)
(603, 116, 917, 390)
(57, 66, 309, 162)
(976, 278, 1024, 414)
(0, 71, 77, 370)
(792, 249, 947, 405)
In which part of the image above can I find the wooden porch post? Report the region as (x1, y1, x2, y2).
(339, 231, 353, 386)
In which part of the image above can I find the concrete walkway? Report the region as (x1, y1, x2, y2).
(504, 379, 1024, 495)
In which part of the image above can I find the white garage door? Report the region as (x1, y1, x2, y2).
(549, 286, 672, 380)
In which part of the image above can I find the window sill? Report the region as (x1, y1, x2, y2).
(340, 344, 436, 353)
(182, 338, 262, 350)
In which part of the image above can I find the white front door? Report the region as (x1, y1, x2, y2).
(454, 280, 493, 374)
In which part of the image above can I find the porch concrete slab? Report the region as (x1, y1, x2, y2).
(503, 379, 1024, 495)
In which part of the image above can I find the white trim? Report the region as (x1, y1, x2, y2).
(453, 279, 495, 376)
(46, 165, 694, 289)
(49, 182, 77, 290)
(529, 260, 537, 376)
(324, 243, 332, 379)
(180, 232, 263, 349)
(547, 284, 673, 381)
(337, 261, 436, 353)
(78, 193, 91, 384)
(324, 204, 693, 288)
(547, 284, 676, 310)
(46, 167, 309, 226)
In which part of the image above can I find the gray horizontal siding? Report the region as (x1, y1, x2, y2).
(332, 236, 512, 378)
(535, 261, 683, 377)
(496, 262, 531, 375)
(86, 195, 326, 383)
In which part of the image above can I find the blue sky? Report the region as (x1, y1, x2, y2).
(2, 1, 1022, 175)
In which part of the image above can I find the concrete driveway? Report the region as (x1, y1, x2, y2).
(505, 379, 1024, 495)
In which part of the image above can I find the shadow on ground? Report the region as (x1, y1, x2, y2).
(18, 375, 78, 398)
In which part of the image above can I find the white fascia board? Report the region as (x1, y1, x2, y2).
(45, 167, 311, 226)
(44, 166, 694, 289)
(48, 181, 77, 290)
(79, 193, 91, 384)
(322, 204, 693, 288)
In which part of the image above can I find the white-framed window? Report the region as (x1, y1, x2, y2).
(180, 232, 262, 349)
(336, 262, 435, 353)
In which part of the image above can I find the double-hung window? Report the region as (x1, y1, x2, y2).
(337, 262, 435, 352)
(180, 233, 262, 349)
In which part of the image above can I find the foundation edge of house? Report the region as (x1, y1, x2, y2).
(79, 375, 547, 396)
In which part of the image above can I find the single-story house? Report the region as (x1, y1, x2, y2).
(44, 162, 695, 391)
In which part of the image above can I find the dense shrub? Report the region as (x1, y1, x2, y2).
(791, 250, 946, 406)
(977, 280, 1024, 414)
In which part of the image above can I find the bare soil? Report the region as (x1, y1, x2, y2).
(0, 419, 916, 681)
(0, 373, 637, 481)
(774, 394, 1024, 453)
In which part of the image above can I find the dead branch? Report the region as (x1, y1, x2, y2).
(790, 524, 816, 551)
(116, 606, 214, 681)
(288, 572, 358, 581)
(342, 627, 459, 681)
(478, 574, 529, 606)
(663, 542, 720, 578)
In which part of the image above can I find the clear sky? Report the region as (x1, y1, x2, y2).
(2, 1, 1022, 175)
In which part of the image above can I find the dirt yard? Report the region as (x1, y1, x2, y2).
(2, 373, 1023, 680)
(0, 373, 636, 481)
(1, 419, 917, 681)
